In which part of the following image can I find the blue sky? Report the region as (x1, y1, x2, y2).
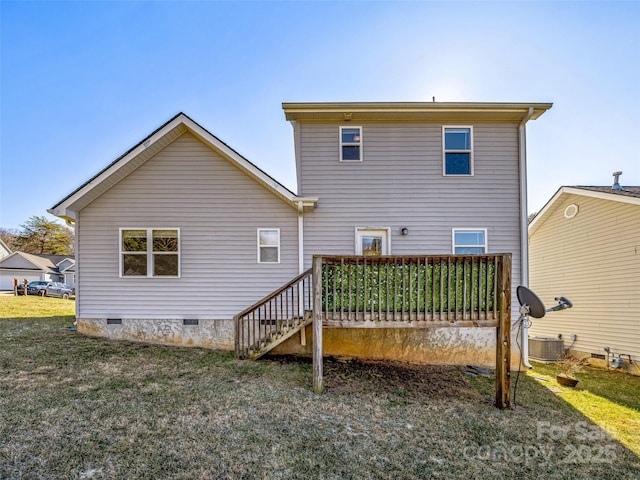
(1, 0, 639, 231)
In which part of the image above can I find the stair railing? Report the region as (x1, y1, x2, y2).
(234, 269, 312, 359)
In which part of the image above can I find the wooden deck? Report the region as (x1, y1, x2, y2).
(235, 253, 512, 408)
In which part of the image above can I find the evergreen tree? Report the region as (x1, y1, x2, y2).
(14, 216, 74, 255)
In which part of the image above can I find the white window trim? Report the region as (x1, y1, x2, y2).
(355, 227, 391, 255)
(339, 126, 363, 162)
(119, 228, 181, 278)
(452, 228, 488, 254)
(443, 126, 474, 176)
(257, 228, 280, 264)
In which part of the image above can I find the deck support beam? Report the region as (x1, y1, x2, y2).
(495, 255, 512, 409)
(247, 253, 512, 408)
(312, 255, 323, 393)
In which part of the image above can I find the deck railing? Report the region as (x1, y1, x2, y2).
(234, 254, 512, 408)
(234, 269, 312, 359)
(311, 254, 512, 408)
(319, 255, 503, 327)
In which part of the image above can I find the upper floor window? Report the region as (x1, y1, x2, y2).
(120, 228, 180, 277)
(258, 228, 280, 263)
(340, 126, 362, 162)
(443, 126, 473, 175)
(452, 228, 487, 254)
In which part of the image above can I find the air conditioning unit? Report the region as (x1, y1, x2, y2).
(529, 337, 564, 362)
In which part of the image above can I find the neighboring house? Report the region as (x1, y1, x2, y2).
(528, 177, 640, 374)
(0, 239, 11, 260)
(58, 258, 76, 288)
(0, 252, 74, 290)
(49, 102, 551, 366)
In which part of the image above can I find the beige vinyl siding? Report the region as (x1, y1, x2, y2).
(297, 122, 523, 294)
(529, 194, 640, 359)
(76, 132, 298, 320)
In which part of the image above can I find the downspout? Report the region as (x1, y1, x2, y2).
(292, 120, 305, 275)
(72, 214, 79, 325)
(297, 200, 304, 274)
(519, 107, 535, 368)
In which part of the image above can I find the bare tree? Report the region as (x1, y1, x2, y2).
(0, 228, 19, 251)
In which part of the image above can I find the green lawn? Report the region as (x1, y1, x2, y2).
(528, 361, 640, 458)
(1, 296, 639, 479)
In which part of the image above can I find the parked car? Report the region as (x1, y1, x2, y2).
(41, 282, 73, 299)
(16, 281, 49, 296)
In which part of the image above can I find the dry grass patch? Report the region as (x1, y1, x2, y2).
(1, 297, 639, 479)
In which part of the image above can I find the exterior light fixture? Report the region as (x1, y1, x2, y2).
(401, 227, 409, 236)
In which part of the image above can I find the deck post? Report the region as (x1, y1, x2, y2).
(312, 255, 323, 393)
(495, 254, 512, 409)
(233, 315, 239, 358)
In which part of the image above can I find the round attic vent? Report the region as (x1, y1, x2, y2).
(564, 204, 579, 219)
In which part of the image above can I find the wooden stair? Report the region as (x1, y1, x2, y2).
(247, 311, 312, 360)
(235, 269, 313, 360)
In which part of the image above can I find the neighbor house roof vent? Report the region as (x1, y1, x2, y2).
(612, 171, 624, 191)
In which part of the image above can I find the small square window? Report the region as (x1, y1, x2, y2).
(453, 229, 487, 254)
(340, 126, 362, 162)
(355, 228, 390, 256)
(258, 229, 280, 263)
(443, 127, 473, 175)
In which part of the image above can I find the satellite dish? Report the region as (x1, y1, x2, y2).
(516, 286, 546, 319)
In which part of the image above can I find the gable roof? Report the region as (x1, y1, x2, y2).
(49, 113, 317, 223)
(60, 262, 76, 274)
(529, 185, 640, 235)
(0, 252, 70, 275)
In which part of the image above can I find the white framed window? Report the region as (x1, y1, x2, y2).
(258, 228, 280, 263)
(340, 126, 362, 162)
(452, 228, 487, 254)
(355, 227, 390, 256)
(120, 228, 180, 277)
(443, 126, 473, 175)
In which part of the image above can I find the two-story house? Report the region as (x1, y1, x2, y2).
(49, 102, 551, 367)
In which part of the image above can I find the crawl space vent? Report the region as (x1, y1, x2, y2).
(529, 337, 564, 362)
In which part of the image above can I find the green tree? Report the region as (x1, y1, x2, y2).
(14, 216, 74, 255)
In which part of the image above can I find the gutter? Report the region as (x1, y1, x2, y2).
(519, 107, 535, 369)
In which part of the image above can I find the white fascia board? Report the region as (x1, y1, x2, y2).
(50, 113, 317, 216)
(528, 188, 568, 236)
(46, 208, 77, 222)
(297, 197, 319, 207)
(283, 102, 553, 122)
(56, 258, 75, 267)
(528, 186, 640, 236)
(562, 187, 640, 206)
(50, 115, 186, 217)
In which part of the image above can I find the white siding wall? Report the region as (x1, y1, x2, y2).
(76, 133, 298, 320)
(298, 122, 523, 291)
(529, 194, 640, 360)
